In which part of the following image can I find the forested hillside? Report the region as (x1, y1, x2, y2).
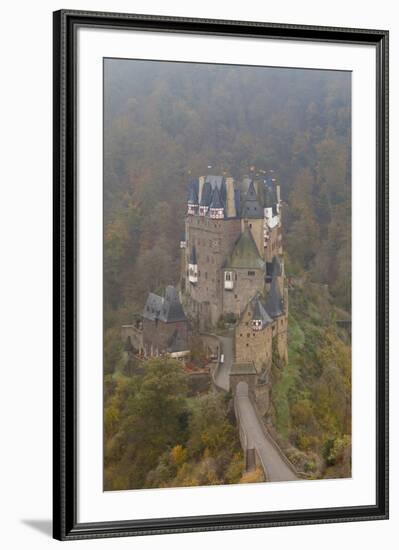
(103, 59, 352, 487)
(104, 60, 351, 327)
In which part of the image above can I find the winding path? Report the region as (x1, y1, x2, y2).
(212, 334, 298, 482)
(235, 382, 297, 482)
(213, 335, 233, 391)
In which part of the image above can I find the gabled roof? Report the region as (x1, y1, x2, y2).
(160, 286, 187, 323)
(241, 180, 263, 219)
(265, 276, 284, 318)
(189, 245, 197, 265)
(225, 227, 265, 269)
(200, 181, 212, 206)
(143, 286, 187, 323)
(210, 186, 224, 209)
(205, 175, 224, 189)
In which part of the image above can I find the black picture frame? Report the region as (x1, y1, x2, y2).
(53, 9, 389, 541)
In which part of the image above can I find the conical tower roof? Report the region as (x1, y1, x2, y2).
(252, 295, 273, 326)
(265, 276, 284, 318)
(241, 180, 263, 219)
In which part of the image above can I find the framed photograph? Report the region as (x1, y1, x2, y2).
(53, 9, 389, 541)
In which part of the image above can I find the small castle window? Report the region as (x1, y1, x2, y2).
(248, 271, 255, 276)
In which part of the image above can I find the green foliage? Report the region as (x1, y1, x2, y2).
(104, 360, 244, 490)
(271, 283, 351, 477)
(104, 327, 124, 375)
(102, 60, 352, 485)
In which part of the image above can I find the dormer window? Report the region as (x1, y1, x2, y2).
(187, 203, 197, 215)
(199, 205, 208, 216)
(224, 271, 234, 290)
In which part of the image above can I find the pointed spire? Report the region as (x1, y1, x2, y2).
(210, 187, 224, 209)
(241, 179, 263, 219)
(251, 295, 273, 329)
(187, 179, 199, 204)
(200, 181, 212, 206)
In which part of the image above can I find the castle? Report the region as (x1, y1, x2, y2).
(181, 171, 288, 373)
(122, 169, 288, 383)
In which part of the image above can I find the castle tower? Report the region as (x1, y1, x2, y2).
(188, 245, 198, 284)
(262, 175, 282, 263)
(182, 175, 241, 327)
(265, 276, 288, 363)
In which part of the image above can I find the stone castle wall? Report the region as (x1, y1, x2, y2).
(183, 215, 241, 326)
(234, 312, 273, 372)
(222, 268, 265, 318)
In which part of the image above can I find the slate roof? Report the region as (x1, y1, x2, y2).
(160, 286, 187, 322)
(252, 295, 273, 327)
(265, 276, 284, 318)
(241, 180, 264, 219)
(143, 286, 187, 323)
(187, 179, 199, 204)
(186, 174, 279, 219)
(210, 186, 224, 209)
(225, 227, 265, 269)
(266, 256, 282, 278)
(200, 181, 212, 206)
(205, 175, 224, 189)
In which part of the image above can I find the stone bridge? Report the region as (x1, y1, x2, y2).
(210, 334, 298, 482)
